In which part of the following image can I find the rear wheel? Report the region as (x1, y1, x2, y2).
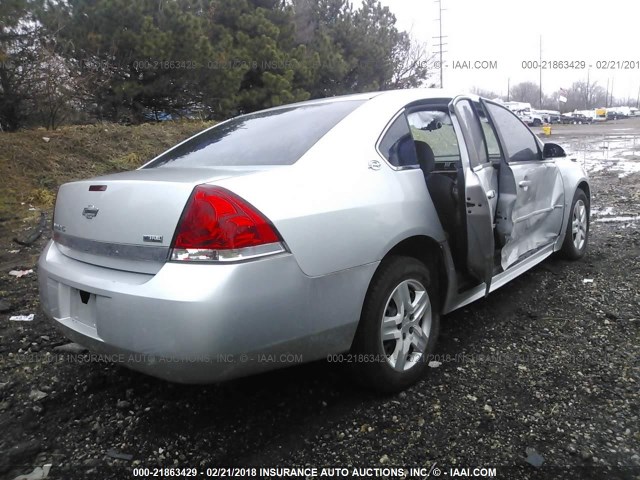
(350, 256, 440, 392)
(560, 189, 589, 260)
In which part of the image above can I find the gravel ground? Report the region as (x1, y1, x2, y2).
(0, 127, 638, 480)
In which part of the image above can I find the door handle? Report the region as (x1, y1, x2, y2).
(518, 180, 531, 188)
(486, 189, 496, 199)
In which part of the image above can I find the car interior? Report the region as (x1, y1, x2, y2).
(382, 97, 545, 293)
(403, 106, 468, 270)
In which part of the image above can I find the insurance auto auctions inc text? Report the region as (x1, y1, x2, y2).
(256, 466, 497, 478)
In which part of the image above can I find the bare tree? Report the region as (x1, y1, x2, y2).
(30, 46, 75, 129)
(0, 2, 42, 130)
(292, 0, 318, 44)
(470, 87, 502, 100)
(387, 32, 435, 89)
(560, 81, 607, 111)
(509, 81, 540, 107)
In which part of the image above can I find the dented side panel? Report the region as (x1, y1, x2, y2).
(501, 161, 565, 269)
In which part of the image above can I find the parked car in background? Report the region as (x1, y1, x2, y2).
(527, 115, 544, 127)
(513, 108, 544, 127)
(522, 111, 544, 127)
(562, 113, 593, 124)
(535, 110, 560, 124)
(38, 90, 590, 392)
(547, 114, 562, 124)
(502, 101, 544, 126)
(607, 110, 628, 120)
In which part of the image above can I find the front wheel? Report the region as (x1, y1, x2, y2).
(350, 256, 440, 392)
(560, 189, 589, 260)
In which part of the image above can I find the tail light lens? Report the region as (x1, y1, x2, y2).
(170, 185, 286, 262)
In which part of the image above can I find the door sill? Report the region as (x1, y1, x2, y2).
(443, 242, 555, 314)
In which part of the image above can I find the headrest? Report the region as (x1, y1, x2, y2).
(395, 135, 418, 167)
(415, 141, 435, 173)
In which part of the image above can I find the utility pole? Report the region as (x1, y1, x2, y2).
(605, 78, 609, 108)
(433, 0, 447, 88)
(636, 83, 639, 109)
(507, 78, 510, 101)
(586, 70, 590, 109)
(610, 77, 614, 106)
(539, 35, 543, 108)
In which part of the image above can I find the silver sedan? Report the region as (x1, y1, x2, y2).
(38, 89, 590, 391)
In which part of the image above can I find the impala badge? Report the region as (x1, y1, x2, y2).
(368, 159, 382, 170)
(143, 235, 163, 243)
(82, 205, 99, 219)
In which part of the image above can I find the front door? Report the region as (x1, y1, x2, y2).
(481, 99, 565, 269)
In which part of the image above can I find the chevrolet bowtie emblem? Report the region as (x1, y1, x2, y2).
(82, 205, 99, 219)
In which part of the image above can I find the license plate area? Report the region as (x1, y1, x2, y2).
(70, 287, 97, 329)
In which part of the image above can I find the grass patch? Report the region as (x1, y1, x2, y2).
(29, 188, 56, 208)
(0, 120, 215, 217)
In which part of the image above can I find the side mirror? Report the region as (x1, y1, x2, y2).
(543, 142, 566, 159)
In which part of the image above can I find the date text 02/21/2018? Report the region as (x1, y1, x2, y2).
(521, 60, 640, 69)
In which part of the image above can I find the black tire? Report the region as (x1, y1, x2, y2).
(350, 256, 440, 393)
(560, 189, 589, 260)
(533, 118, 542, 127)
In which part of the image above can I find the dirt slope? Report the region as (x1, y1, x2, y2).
(0, 120, 214, 219)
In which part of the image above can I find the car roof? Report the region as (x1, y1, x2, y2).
(259, 88, 477, 113)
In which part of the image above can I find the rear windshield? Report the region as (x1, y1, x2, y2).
(144, 100, 364, 168)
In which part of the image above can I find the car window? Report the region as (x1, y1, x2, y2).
(485, 103, 541, 162)
(453, 99, 490, 168)
(378, 113, 418, 167)
(406, 109, 461, 163)
(144, 100, 365, 168)
(475, 102, 502, 162)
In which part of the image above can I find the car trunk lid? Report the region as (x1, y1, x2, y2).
(52, 167, 267, 274)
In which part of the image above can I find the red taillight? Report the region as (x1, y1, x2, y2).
(170, 185, 285, 262)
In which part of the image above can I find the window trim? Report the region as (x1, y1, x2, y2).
(375, 108, 418, 171)
(472, 162, 495, 173)
(475, 101, 504, 165)
(507, 159, 558, 167)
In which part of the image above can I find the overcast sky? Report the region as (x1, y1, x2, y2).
(377, 0, 639, 102)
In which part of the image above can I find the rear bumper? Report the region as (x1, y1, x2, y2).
(38, 240, 377, 383)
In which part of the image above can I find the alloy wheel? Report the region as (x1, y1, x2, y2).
(380, 279, 432, 372)
(572, 199, 588, 251)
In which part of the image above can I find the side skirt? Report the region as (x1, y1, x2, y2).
(442, 242, 555, 314)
